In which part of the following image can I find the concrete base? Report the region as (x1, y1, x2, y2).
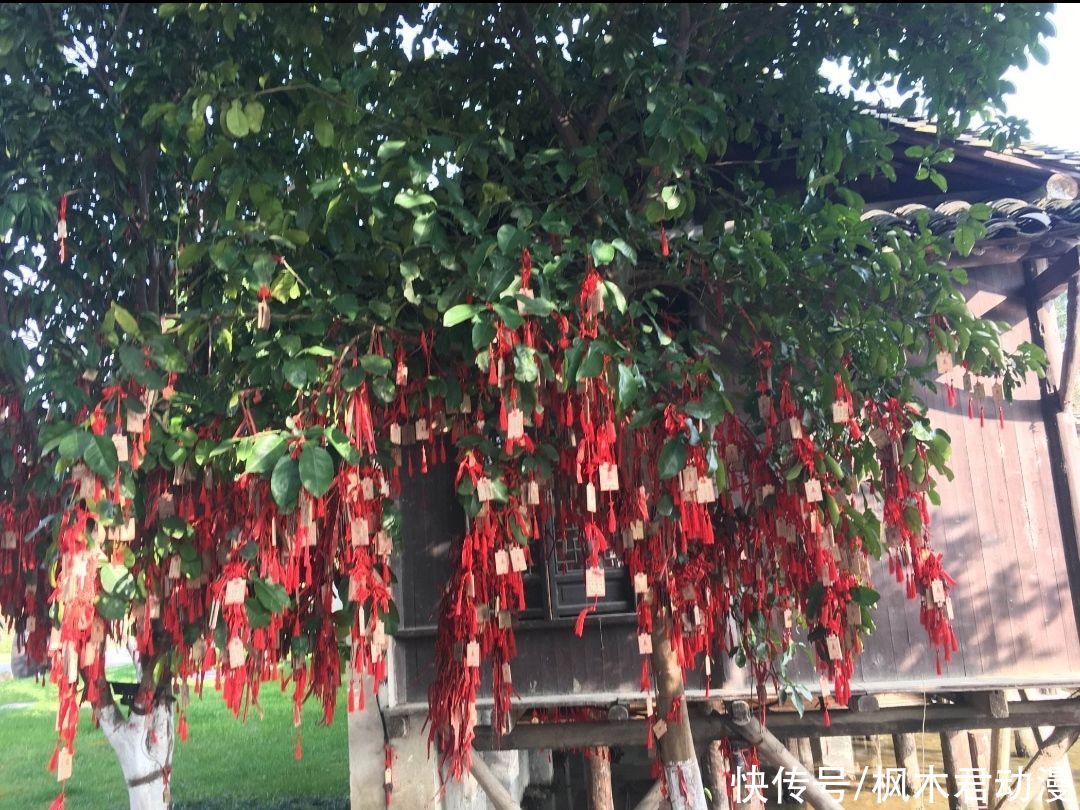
(348, 701, 551, 810)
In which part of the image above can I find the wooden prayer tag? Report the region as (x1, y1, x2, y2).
(825, 634, 843, 661)
(992, 382, 1004, 403)
(868, 426, 888, 448)
(375, 531, 392, 556)
(783, 608, 793, 629)
(586, 285, 604, 318)
(389, 423, 402, 445)
(465, 640, 480, 668)
(476, 476, 494, 502)
(126, 410, 145, 434)
(633, 572, 649, 594)
(56, 747, 72, 783)
(119, 518, 136, 543)
(631, 520, 645, 541)
(168, 555, 182, 579)
(757, 394, 772, 421)
(973, 381, 986, 401)
(585, 482, 597, 513)
(415, 417, 430, 441)
(653, 719, 668, 739)
(510, 545, 527, 572)
(598, 462, 619, 492)
(501, 662, 513, 684)
(112, 433, 129, 463)
(228, 637, 247, 668)
(359, 477, 375, 500)
(494, 549, 510, 575)
(930, 578, 946, 605)
(395, 362, 408, 386)
(224, 578, 247, 606)
(158, 492, 175, 519)
(507, 408, 525, 440)
(945, 596, 955, 620)
(351, 516, 370, 547)
(680, 465, 698, 495)
(399, 422, 416, 446)
(786, 416, 803, 440)
(804, 479, 822, 503)
(475, 604, 490, 624)
(637, 633, 653, 655)
(936, 351, 953, 373)
(846, 602, 862, 626)
(527, 480, 541, 506)
(585, 566, 606, 598)
(832, 400, 850, 424)
(497, 610, 512, 630)
(695, 476, 717, 504)
(1, 530, 16, 550)
(517, 285, 534, 315)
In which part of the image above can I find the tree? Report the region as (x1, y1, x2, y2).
(0, 4, 1054, 809)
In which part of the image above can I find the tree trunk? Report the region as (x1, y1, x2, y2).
(651, 613, 707, 810)
(99, 701, 174, 810)
(585, 747, 614, 810)
(706, 741, 733, 810)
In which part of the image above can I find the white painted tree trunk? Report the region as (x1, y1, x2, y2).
(99, 702, 174, 810)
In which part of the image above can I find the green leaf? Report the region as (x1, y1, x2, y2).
(299, 444, 335, 497)
(360, 354, 392, 376)
(245, 433, 287, 475)
(253, 578, 291, 613)
(395, 190, 437, 209)
(111, 303, 142, 340)
(616, 364, 641, 411)
(84, 434, 119, 478)
(590, 241, 616, 264)
(658, 436, 687, 480)
(271, 455, 300, 508)
(443, 303, 482, 327)
(377, 140, 407, 160)
(576, 341, 606, 380)
(225, 103, 249, 138)
(314, 118, 334, 147)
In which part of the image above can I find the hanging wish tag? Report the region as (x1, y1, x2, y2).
(585, 566, 606, 598)
(936, 351, 954, 374)
(598, 462, 620, 492)
(633, 572, 649, 594)
(415, 418, 430, 441)
(224, 578, 247, 606)
(494, 549, 510, 575)
(56, 747, 73, 783)
(869, 427, 889, 448)
(826, 634, 843, 661)
(680, 465, 699, 495)
(804, 479, 823, 503)
(351, 516, 370, 547)
(126, 410, 145, 434)
(786, 417, 803, 440)
(477, 476, 494, 503)
(846, 602, 862, 626)
(527, 480, 541, 506)
(758, 395, 772, 421)
(638, 633, 653, 655)
(389, 423, 402, 445)
(652, 719, 668, 739)
(465, 640, 480, 668)
(375, 531, 392, 556)
(502, 662, 513, 684)
(228, 637, 247, 669)
(507, 408, 525, 440)
(510, 546, 527, 572)
(930, 578, 946, 605)
(112, 433, 129, 463)
(498, 610, 512, 630)
(1, 530, 16, 550)
(992, 382, 1004, 403)
(119, 518, 136, 543)
(168, 556, 182, 579)
(696, 477, 716, 504)
(585, 482, 597, 513)
(832, 400, 851, 424)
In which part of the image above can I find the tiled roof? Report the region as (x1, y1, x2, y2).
(873, 113, 1080, 176)
(862, 197, 1080, 242)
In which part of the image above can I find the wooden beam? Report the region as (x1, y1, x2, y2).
(729, 705, 843, 810)
(1060, 275, 1080, 411)
(468, 750, 523, 810)
(995, 727, 1080, 810)
(960, 690, 1009, 719)
(1032, 247, 1080, 302)
(941, 729, 979, 810)
(473, 699, 1080, 751)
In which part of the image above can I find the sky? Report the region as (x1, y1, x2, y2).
(1003, 4, 1080, 150)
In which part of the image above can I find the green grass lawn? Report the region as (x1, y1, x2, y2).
(0, 665, 349, 810)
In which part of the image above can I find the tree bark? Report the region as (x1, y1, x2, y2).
(651, 612, 707, 810)
(706, 741, 733, 810)
(892, 733, 919, 792)
(99, 701, 174, 810)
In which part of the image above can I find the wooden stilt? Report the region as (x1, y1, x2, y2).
(585, 747, 614, 810)
(1015, 728, 1039, 757)
(706, 741, 733, 810)
(730, 748, 763, 810)
(940, 729, 979, 810)
(468, 750, 523, 810)
(729, 705, 843, 810)
(1048, 754, 1079, 810)
(987, 728, 1011, 809)
(967, 731, 991, 804)
(995, 728, 1079, 810)
(631, 780, 664, 810)
(892, 733, 920, 793)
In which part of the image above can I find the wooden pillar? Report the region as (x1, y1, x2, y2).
(730, 748, 764, 810)
(651, 612, 707, 810)
(987, 728, 1011, 809)
(585, 747, 614, 810)
(707, 741, 733, 810)
(892, 734, 920, 793)
(940, 729, 979, 810)
(469, 751, 523, 810)
(968, 731, 991, 804)
(1015, 728, 1039, 757)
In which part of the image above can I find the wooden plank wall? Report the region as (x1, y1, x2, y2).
(389, 261, 1080, 710)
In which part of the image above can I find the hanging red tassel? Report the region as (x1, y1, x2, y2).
(294, 731, 303, 761)
(946, 383, 957, 409)
(967, 398, 974, 419)
(574, 604, 596, 637)
(999, 405, 1005, 429)
(57, 193, 68, 263)
(660, 224, 670, 257)
(49, 793, 66, 810)
(979, 405, 985, 428)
